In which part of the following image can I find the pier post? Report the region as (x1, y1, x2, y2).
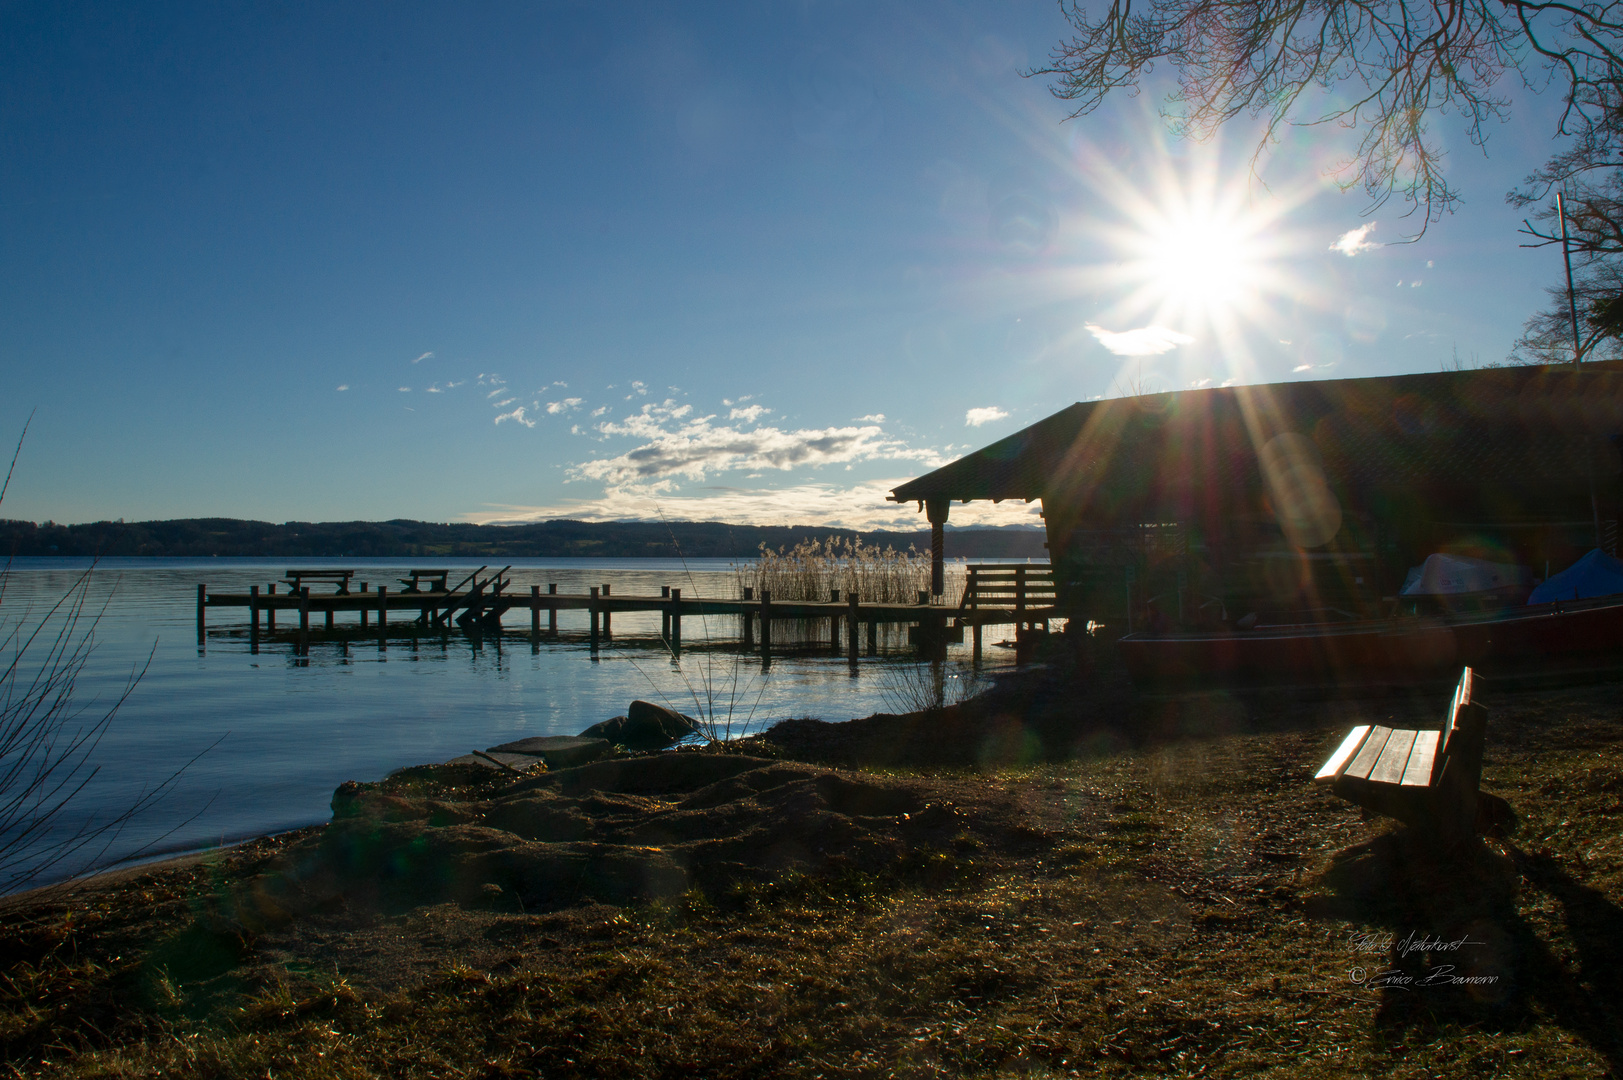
(830, 588, 841, 652)
(531, 585, 540, 636)
(742, 585, 754, 646)
(847, 591, 859, 668)
(660, 586, 670, 642)
(196, 584, 206, 639)
(267, 583, 276, 632)
(324, 603, 334, 631)
(249, 586, 260, 653)
(299, 588, 310, 654)
(548, 583, 558, 634)
(602, 583, 611, 638)
(670, 587, 681, 653)
(378, 585, 387, 648)
(360, 583, 369, 629)
(867, 615, 877, 656)
(589, 587, 600, 653)
(760, 590, 771, 664)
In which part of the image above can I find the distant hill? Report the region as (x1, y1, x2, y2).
(0, 517, 1048, 560)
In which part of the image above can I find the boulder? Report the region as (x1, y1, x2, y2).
(579, 700, 699, 750)
(483, 736, 610, 769)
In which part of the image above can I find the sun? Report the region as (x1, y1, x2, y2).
(1142, 212, 1262, 314)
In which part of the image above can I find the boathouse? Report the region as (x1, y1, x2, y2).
(891, 363, 1623, 629)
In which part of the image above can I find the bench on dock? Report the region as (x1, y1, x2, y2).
(1313, 666, 1489, 845)
(398, 569, 450, 593)
(281, 569, 355, 595)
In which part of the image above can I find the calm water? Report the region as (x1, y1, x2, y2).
(1, 557, 1025, 886)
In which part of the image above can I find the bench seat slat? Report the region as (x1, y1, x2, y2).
(1399, 729, 1441, 787)
(1368, 728, 1417, 785)
(1314, 726, 1371, 783)
(1341, 726, 1393, 781)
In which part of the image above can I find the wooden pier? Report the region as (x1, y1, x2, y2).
(194, 564, 1059, 662)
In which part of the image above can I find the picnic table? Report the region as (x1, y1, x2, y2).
(281, 569, 355, 595)
(397, 569, 450, 593)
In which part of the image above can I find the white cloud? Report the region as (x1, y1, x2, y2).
(446, 381, 464, 389)
(631, 380, 648, 395)
(1086, 324, 1194, 356)
(546, 397, 584, 415)
(1293, 363, 1312, 372)
(591, 405, 608, 417)
(728, 404, 771, 423)
(964, 406, 1009, 427)
(460, 479, 1041, 530)
(571, 402, 943, 490)
(398, 386, 411, 392)
(336, 384, 349, 392)
(856, 413, 885, 423)
(426, 384, 443, 393)
(1330, 223, 1379, 257)
(413, 351, 434, 364)
(495, 406, 536, 428)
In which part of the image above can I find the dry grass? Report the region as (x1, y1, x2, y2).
(3, 660, 1622, 1078)
(734, 538, 966, 605)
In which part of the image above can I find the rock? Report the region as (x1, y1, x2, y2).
(444, 750, 545, 771)
(578, 700, 698, 750)
(483, 736, 610, 769)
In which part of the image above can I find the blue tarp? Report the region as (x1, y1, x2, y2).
(1528, 548, 1623, 604)
(1400, 553, 1530, 596)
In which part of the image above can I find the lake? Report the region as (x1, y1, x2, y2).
(1, 557, 1027, 888)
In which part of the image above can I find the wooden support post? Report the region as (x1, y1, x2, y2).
(589, 587, 600, 652)
(847, 591, 859, 667)
(267, 583, 276, 632)
(549, 583, 558, 633)
(829, 588, 841, 652)
(660, 585, 670, 644)
(531, 585, 541, 636)
(867, 616, 877, 656)
(249, 585, 260, 652)
(298, 588, 310, 654)
(969, 566, 981, 661)
(196, 584, 206, 638)
(378, 585, 387, 647)
(926, 496, 949, 599)
(602, 583, 611, 638)
(670, 587, 682, 653)
(324, 604, 334, 631)
(360, 582, 369, 629)
(760, 590, 771, 663)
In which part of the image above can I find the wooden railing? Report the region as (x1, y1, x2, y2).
(958, 564, 1056, 622)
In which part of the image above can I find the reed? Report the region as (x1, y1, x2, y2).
(734, 538, 965, 605)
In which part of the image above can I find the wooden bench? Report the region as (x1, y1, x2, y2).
(398, 569, 450, 593)
(1313, 666, 1488, 845)
(281, 569, 355, 595)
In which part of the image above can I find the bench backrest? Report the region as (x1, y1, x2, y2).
(1439, 664, 1488, 790)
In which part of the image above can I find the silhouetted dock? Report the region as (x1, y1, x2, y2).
(195, 564, 1058, 662)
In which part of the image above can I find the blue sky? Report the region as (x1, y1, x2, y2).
(0, 1, 1577, 530)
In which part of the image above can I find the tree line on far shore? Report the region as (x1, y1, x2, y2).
(0, 517, 1048, 560)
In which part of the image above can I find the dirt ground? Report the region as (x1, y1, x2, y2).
(3, 647, 1621, 1078)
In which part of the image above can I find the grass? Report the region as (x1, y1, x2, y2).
(2, 658, 1621, 1077)
(735, 537, 967, 606)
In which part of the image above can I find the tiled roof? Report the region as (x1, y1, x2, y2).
(890, 364, 1623, 514)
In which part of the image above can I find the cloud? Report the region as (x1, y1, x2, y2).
(591, 405, 608, 417)
(413, 351, 434, 364)
(631, 380, 648, 395)
(491, 397, 517, 408)
(855, 413, 885, 423)
(398, 386, 411, 392)
(547, 397, 584, 415)
(1330, 223, 1379, 257)
(728, 404, 771, 423)
(495, 406, 536, 428)
(1293, 364, 1312, 372)
(571, 402, 943, 490)
(1086, 324, 1194, 356)
(964, 406, 1008, 427)
(460, 479, 1042, 530)
(336, 384, 349, 392)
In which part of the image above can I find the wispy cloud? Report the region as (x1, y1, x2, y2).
(1330, 223, 1379, 257)
(855, 413, 885, 423)
(461, 480, 1040, 529)
(336, 384, 349, 392)
(728, 404, 771, 423)
(571, 401, 942, 491)
(398, 386, 411, 392)
(964, 406, 1008, 427)
(491, 397, 517, 408)
(495, 406, 536, 428)
(1086, 324, 1194, 356)
(413, 351, 434, 364)
(547, 397, 584, 415)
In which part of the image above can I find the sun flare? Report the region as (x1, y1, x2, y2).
(1143, 213, 1261, 313)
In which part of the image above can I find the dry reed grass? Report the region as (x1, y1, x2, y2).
(733, 538, 965, 605)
